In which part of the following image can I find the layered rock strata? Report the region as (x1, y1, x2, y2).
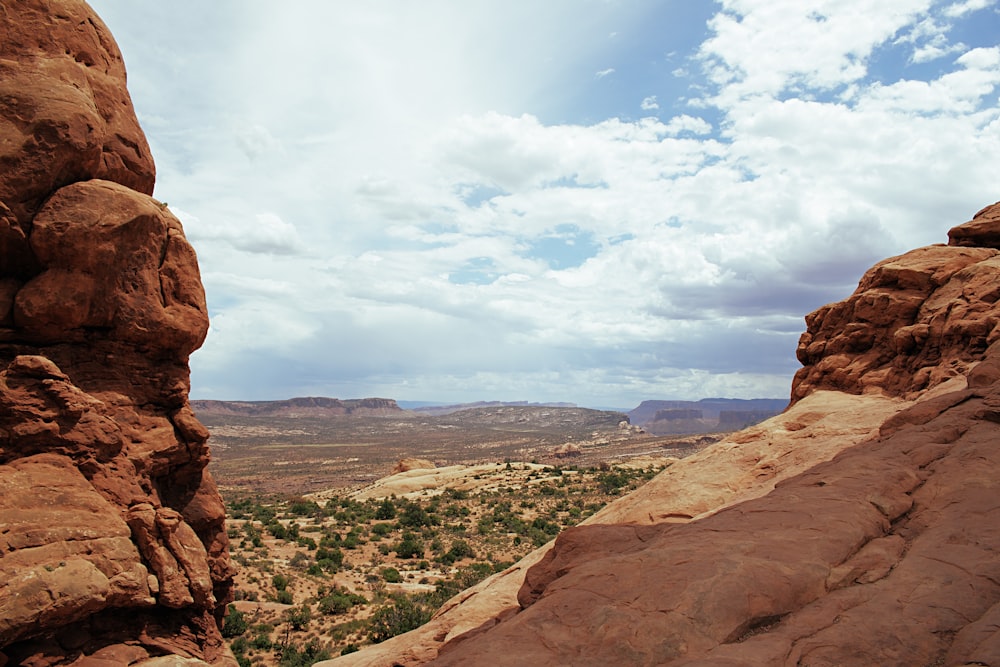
(0, 2, 233, 665)
(326, 205, 1000, 666)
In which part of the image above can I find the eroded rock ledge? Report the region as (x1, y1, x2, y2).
(0, 2, 233, 665)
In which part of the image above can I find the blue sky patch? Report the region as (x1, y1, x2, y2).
(449, 256, 499, 285)
(521, 225, 602, 270)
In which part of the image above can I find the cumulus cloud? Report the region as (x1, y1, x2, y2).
(91, 0, 1000, 405)
(943, 0, 993, 17)
(180, 210, 307, 256)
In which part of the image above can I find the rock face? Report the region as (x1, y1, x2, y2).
(793, 203, 1000, 401)
(323, 204, 1000, 667)
(0, 3, 233, 666)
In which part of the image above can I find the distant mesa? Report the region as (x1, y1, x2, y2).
(629, 398, 787, 435)
(191, 396, 402, 417)
(410, 400, 577, 417)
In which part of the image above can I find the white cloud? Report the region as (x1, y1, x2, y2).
(911, 35, 967, 63)
(235, 123, 282, 160)
(943, 0, 994, 17)
(179, 209, 306, 256)
(595, 68, 616, 78)
(91, 1, 1000, 405)
(699, 0, 932, 102)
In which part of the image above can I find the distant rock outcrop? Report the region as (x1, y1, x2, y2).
(392, 457, 437, 473)
(0, 3, 232, 665)
(323, 204, 1000, 667)
(551, 442, 582, 458)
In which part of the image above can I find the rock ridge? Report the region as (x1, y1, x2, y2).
(191, 396, 402, 418)
(0, 2, 233, 665)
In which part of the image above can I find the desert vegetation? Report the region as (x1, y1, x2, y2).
(221, 461, 665, 664)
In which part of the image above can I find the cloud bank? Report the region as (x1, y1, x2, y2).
(90, 0, 1000, 406)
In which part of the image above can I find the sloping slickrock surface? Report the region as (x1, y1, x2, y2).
(0, 2, 233, 665)
(433, 380, 1000, 666)
(322, 392, 912, 666)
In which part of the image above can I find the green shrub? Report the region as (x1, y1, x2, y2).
(375, 498, 397, 520)
(441, 539, 475, 565)
(597, 470, 630, 494)
(278, 639, 331, 666)
(395, 531, 424, 559)
(398, 502, 434, 528)
(371, 522, 394, 538)
(380, 567, 402, 583)
(315, 546, 344, 570)
(286, 604, 311, 631)
(368, 597, 431, 643)
(318, 593, 352, 615)
(289, 500, 322, 516)
(267, 521, 287, 540)
(221, 604, 248, 638)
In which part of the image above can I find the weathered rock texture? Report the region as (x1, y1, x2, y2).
(324, 204, 1000, 666)
(0, 2, 233, 665)
(793, 202, 1000, 401)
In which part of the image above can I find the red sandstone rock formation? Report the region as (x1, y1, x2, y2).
(0, 2, 233, 665)
(793, 202, 1000, 401)
(392, 457, 437, 474)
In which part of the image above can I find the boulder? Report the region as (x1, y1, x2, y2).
(792, 243, 1000, 400)
(392, 457, 437, 473)
(0, 0, 154, 237)
(551, 443, 582, 458)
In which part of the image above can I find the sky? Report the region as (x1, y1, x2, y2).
(88, 0, 1000, 409)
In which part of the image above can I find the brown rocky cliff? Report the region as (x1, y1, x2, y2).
(0, 2, 233, 666)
